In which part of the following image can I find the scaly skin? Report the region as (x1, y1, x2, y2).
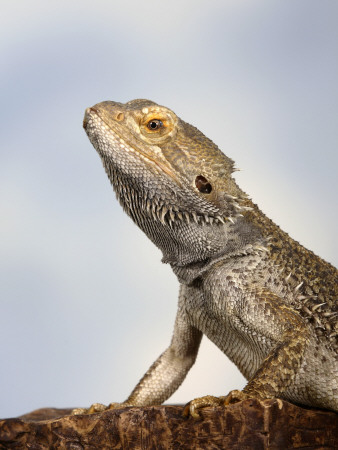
(73, 99, 338, 417)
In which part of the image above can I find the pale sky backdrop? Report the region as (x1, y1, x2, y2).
(1, 1, 337, 418)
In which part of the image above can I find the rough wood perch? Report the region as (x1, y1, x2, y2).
(0, 399, 337, 449)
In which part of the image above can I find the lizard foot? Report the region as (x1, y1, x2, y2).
(72, 402, 121, 415)
(183, 395, 226, 419)
(222, 389, 251, 405)
(183, 390, 252, 419)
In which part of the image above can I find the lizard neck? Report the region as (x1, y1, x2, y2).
(110, 168, 267, 283)
(168, 214, 268, 284)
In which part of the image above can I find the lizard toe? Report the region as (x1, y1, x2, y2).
(183, 395, 225, 419)
(223, 389, 251, 405)
(72, 403, 108, 415)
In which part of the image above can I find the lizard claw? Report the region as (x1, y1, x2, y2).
(72, 403, 108, 415)
(183, 395, 226, 419)
(182, 390, 254, 419)
(72, 402, 122, 415)
(222, 389, 250, 405)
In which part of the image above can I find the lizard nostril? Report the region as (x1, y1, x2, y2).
(116, 112, 125, 121)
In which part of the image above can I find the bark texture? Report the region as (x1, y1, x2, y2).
(1, 399, 337, 449)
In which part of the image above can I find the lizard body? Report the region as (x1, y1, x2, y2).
(75, 99, 338, 416)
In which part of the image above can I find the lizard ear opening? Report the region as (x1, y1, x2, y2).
(195, 175, 212, 194)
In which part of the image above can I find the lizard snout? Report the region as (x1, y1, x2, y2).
(83, 107, 98, 129)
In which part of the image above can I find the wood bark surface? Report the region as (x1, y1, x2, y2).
(0, 399, 337, 449)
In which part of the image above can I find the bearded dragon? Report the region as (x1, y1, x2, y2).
(73, 99, 338, 417)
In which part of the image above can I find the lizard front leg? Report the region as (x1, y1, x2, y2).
(185, 288, 311, 418)
(73, 291, 202, 414)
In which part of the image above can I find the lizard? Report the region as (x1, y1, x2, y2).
(73, 99, 338, 418)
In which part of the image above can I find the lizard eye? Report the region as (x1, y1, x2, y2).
(195, 175, 212, 194)
(147, 119, 163, 130)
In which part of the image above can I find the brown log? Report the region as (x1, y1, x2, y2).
(0, 399, 337, 449)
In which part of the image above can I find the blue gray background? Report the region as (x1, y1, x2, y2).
(1, 1, 337, 418)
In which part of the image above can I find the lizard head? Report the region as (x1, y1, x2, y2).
(83, 99, 253, 270)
